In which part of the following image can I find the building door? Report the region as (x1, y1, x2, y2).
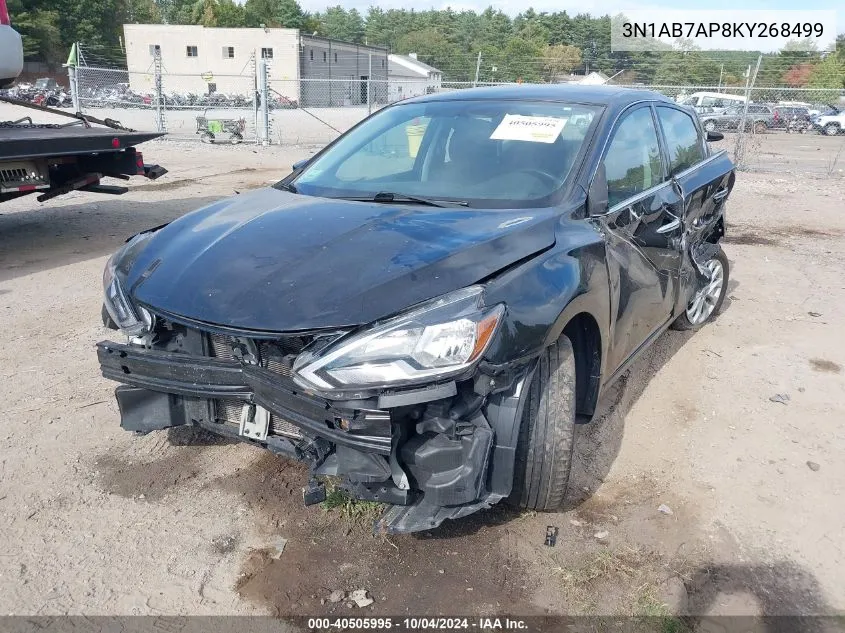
(360, 76, 368, 104)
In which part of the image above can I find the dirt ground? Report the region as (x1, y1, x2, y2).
(0, 134, 844, 622)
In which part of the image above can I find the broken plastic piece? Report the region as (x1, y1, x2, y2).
(544, 525, 558, 546)
(302, 479, 326, 506)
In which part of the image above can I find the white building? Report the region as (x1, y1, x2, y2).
(123, 25, 388, 106)
(124, 24, 298, 98)
(387, 53, 442, 103)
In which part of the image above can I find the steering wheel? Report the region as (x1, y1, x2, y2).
(510, 168, 560, 189)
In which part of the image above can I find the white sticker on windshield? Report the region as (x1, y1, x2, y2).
(490, 115, 568, 143)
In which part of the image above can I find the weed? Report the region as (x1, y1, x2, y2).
(320, 480, 383, 525)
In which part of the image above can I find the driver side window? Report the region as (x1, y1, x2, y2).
(602, 107, 664, 208)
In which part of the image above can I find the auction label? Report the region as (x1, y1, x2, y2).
(490, 115, 567, 143)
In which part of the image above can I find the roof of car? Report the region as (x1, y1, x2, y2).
(403, 84, 674, 107)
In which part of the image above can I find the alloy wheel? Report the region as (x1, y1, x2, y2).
(686, 258, 725, 326)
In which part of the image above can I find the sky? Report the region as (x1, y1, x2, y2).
(296, 0, 843, 20)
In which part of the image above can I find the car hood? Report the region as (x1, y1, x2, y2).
(126, 188, 558, 332)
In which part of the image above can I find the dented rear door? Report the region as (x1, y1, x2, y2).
(654, 105, 735, 314)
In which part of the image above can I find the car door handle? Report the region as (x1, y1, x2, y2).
(713, 187, 729, 202)
(656, 218, 682, 234)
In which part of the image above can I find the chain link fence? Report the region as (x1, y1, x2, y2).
(64, 46, 844, 173)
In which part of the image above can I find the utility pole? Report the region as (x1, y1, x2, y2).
(367, 52, 372, 114)
(718, 64, 724, 91)
(473, 52, 482, 87)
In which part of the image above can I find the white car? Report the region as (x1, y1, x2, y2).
(812, 110, 845, 136)
(0, 0, 24, 89)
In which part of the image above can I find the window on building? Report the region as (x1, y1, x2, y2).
(186, 45, 198, 57)
(261, 47, 273, 59)
(334, 52, 337, 63)
(222, 46, 235, 59)
(309, 49, 313, 61)
(323, 51, 327, 62)
(149, 44, 160, 56)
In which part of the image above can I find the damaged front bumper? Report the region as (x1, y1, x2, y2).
(97, 338, 531, 533)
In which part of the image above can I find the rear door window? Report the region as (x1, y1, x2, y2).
(656, 106, 706, 176)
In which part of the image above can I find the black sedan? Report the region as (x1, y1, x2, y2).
(98, 85, 734, 533)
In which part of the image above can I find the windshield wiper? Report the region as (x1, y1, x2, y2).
(338, 192, 468, 207)
(276, 181, 298, 193)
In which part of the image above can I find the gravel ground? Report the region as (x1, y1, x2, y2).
(0, 134, 843, 620)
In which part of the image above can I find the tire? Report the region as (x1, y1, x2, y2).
(229, 132, 243, 144)
(200, 132, 214, 143)
(671, 247, 730, 331)
(703, 120, 716, 132)
(511, 334, 577, 511)
(824, 123, 840, 136)
(754, 121, 767, 134)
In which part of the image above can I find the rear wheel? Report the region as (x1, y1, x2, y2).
(824, 123, 840, 136)
(754, 121, 767, 134)
(671, 247, 729, 331)
(511, 334, 577, 511)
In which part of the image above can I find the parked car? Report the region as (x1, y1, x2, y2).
(772, 106, 810, 129)
(677, 91, 747, 114)
(811, 108, 844, 136)
(0, 0, 23, 89)
(33, 77, 62, 92)
(97, 86, 734, 533)
(700, 104, 775, 133)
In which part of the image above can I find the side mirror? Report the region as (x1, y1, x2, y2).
(588, 163, 609, 216)
(292, 158, 310, 171)
(706, 130, 724, 142)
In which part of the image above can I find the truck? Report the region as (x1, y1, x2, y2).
(0, 0, 166, 205)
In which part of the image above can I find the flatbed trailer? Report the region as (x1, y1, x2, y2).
(0, 97, 167, 204)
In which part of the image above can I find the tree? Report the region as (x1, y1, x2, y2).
(808, 54, 845, 89)
(543, 44, 582, 81)
(244, 0, 305, 29)
(318, 6, 364, 43)
(7, 0, 63, 62)
(781, 63, 816, 87)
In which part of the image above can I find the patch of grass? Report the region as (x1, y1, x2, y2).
(320, 481, 383, 525)
(631, 584, 690, 633)
(552, 547, 647, 613)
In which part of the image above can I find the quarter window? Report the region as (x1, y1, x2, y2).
(602, 107, 664, 207)
(656, 106, 705, 176)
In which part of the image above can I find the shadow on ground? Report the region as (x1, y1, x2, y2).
(0, 195, 218, 282)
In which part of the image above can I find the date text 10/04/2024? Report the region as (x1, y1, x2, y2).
(306, 617, 530, 630)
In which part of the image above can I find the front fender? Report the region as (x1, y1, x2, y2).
(482, 220, 610, 375)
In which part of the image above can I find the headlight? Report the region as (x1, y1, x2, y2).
(102, 232, 156, 337)
(293, 286, 504, 392)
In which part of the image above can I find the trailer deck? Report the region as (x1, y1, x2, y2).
(0, 124, 163, 161)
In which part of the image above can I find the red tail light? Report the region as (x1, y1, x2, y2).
(0, 0, 11, 25)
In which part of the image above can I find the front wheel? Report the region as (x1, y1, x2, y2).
(671, 247, 729, 331)
(510, 334, 577, 511)
(824, 123, 840, 136)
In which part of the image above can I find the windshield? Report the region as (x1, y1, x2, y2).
(291, 99, 602, 208)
